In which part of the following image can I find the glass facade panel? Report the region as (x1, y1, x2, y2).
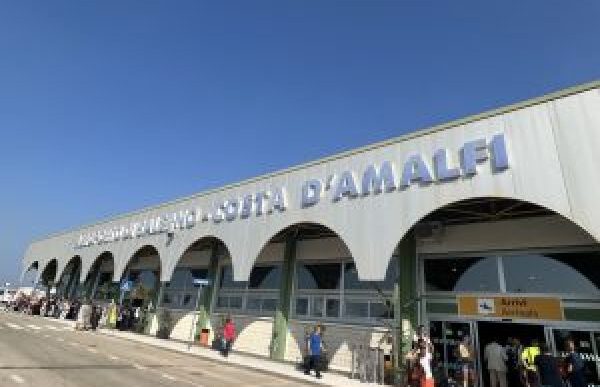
(219, 266, 246, 289)
(503, 253, 600, 294)
(248, 266, 282, 289)
(370, 302, 393, 319)
(424, 257, 500, 292)
(297, 263, 341, 290)
(296, 298, 308, 315)
(326, 299, 340, 318)
(344, 262, 397, 291)
(246, 297, 261, 311)
(262, 298, 277, 311)
(345, 300, 369, 318)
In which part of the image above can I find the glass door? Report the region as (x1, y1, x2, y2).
(552, 328, 600, 386)
(430, 320, 478, 386)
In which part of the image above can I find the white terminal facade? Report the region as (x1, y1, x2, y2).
(22, 81, 600, 384)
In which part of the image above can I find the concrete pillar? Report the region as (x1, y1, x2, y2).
(394, 230, 418, 381)
(270, 233, 297, 361)
(195, 244, 220, 337)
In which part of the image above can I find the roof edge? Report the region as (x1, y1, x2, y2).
(28, 79, 600, 244)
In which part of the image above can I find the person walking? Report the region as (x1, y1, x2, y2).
(534, 343, 563, 387)
(458, 336, 475, 387)
(565, 339, 586, 387)
(506, 337, 524, 387)
(221, 317, 236, 357)
(484, 338, 508, 387)
(304, 324, 323, 378)
(522, 339, 541, 387)
(417, 339, 434, 387)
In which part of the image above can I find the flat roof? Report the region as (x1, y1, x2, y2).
(31, 79, 600, 242)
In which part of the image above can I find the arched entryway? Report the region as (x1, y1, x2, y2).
(119, 245, 161, 309)
(158, 237, 228, 341)
(39, 259, 58, 290)
(82, 252, 116, 303)
(55, 256, 82, 299)
(399, 197, 600, 387)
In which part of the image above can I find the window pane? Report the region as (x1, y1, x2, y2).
(262, 298, 277, 312)
(370, 302, 393, 319)
(229, 296, 242, 309)
(168, 269, 190, 290)
(182, 294, 194, 308)
(297, 264, 341, 290)
(326, 299, 340, 318)
(503, 253, 600, 294)
(248, 266, 282, 289)
(424, 257, 500, 292)
(344, 262, 397, 291)
(246, 297, 261, 311)
(295, 298, 308, 315)
(219, 266, 246, 289)
(217, 296, 228, 308)
(162, 293, 172, 305)
(312, 297, 323, 317)
(345, 300, 368, 318)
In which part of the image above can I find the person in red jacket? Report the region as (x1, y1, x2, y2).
(221, 317, 236, 357)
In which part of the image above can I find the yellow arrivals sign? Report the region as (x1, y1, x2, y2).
(458, 296, 563, 320)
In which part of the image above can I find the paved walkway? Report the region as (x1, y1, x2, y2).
(97, 328, 379, 387)
(40, 315, 381, 386)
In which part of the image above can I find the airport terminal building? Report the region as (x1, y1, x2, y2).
(22, 81, 600, 385)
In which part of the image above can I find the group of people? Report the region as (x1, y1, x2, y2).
(407, 326, 587, 387)
(482, 337, 586, 387)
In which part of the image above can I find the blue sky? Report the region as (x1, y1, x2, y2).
(1, 1, 600, 285)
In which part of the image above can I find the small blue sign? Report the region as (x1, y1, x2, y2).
(120, 280, 133, 292)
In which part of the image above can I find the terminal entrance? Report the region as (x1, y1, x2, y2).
(477, 321, 545, 387)
(430, 319, 600, 387)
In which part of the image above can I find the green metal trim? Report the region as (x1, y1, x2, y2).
(30, 80, 600, 242)
(196, 245, 220, 337)
(426, 302, 458, 315)
(271, 234, 297, 360)
(564, 308, 600, 322)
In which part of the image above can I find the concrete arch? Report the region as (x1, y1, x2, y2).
(234, 219, 358, 283)
(113, 244, 163, 283)
(39, 258, 58, 286)
(55, 255, 82, 287)
(163, 235, 231, 283)
(80, 251, 114, 285)
(111, 242, 167, 282)
(375, 195, 600, 281)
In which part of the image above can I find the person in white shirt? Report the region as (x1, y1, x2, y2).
(484, 338, 508, 387)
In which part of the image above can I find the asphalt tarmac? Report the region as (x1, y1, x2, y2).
(0, 312, 315, 387)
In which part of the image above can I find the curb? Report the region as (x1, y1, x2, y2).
(97, 329, 332, 387)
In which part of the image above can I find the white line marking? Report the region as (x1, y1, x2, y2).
(6, 323, 23, 330)
(109, 355, 120, 360)
(87, 347, 98, 353)
(45, 325, 59, 330)
(26, 324, 41, 330)
(57, 338, 65, 342)
(69, 342, 79, 347)
(161, 374, 176, 381)
(10, 374, 24, 384)
(62, 326, 72, 331)
(132, 363, 147, 370)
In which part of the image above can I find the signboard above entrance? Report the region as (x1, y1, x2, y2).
(458, 296, 563, 321)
